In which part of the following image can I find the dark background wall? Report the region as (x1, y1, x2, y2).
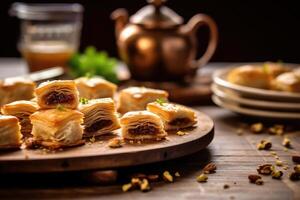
(1, 0, 300, 63)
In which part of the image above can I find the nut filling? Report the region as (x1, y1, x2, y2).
(86, 120, 113, 132)
(169, 118, 191, 126)
(45, 91, 74, 105)
(128, 123, 159, 135)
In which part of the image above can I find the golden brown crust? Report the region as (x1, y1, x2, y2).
(75, 77, 117, 99)
(0, 115, 22, 149)
(118, 87, 169, 114)
(35, 80, 79, 109)
(1, 100, 39, 115)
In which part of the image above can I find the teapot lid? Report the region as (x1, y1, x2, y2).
(130, 0, 183, 28)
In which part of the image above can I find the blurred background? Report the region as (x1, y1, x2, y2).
(1, 0, 300, 63)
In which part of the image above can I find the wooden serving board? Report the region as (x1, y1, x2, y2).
(0, 110, 214, 173)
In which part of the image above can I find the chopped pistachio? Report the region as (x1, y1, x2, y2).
(176, 131, 186, 136)
(131, 178, 141, 187)
(257, 140, 272, 150)
(163, 171, 173, 182)
(250, 123, 263, 133)
(282, 138, 291, 148)
(108, 138, 123, 148)
(89, 136, 96, 143)
(255, 179, 264, 185)
(275, 160, 283, 166)
(196, 173, 208, 183)
(175, 172, 180, 177)
(140, 179, 151, 192)
(270, 151, 277, 156)
(294, 165, 300, 173)
(271, 170, 283, 179)
(268, 125, 284, 135)
(79, 97, 89, 104)
(56, 104, 65, 111)
(122, 183, 132, 192)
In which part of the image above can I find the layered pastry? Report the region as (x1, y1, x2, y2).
(1, 100, 39, 137)
(227, 65, 270, 89)
(0, 115, 22, 149)
(75, 76, 117, 99)
(120, 111, 167, 140)
(263, 62, 291, 78)
(272, 72, 300, 93)
(35, 80, 79, 109)
(30, 108, 84, 149)
(0, 77, 35, 106)
(147, 102, 197, 130)
(79, 98, 120, 137)
(118, 87, 169, 114)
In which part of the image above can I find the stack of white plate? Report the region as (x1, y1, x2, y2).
(212, 66, 300, 119)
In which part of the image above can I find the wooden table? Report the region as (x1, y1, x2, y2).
(0, 59, 299, 200)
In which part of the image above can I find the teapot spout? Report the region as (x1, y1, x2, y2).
(111, 8, 129, 38)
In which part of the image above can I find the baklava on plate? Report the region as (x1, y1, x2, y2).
(75, 76, 117, 99)
(79, 98, 120, 137)
(30, 108, 84, 149)
(0, 77, 35, 106)
(1, 100, 39, 137)
(0, 115, 22, 149)
(118, 87, 168, 114)
(147, 102, 197, 130)
(272, 72, 300, 93)
(35, 80, 79, 109)
(120, 111, 167, 141)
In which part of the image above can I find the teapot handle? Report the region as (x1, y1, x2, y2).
(184, 14, 218, 74)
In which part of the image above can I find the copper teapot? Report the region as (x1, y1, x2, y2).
(112, 0, 218, 82)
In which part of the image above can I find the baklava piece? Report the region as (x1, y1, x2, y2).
(75, 76, 117, 99)
(30, 108, 84, 149)
(79, 98, 120, 137)
(120, 111, 167, 141)
(118, 87, 169, 114)
(35, 80, 79, 109)
(0, 77, 35, 106)
(1, 100, 39, 138)
(147, 102, 197, 130)
(227, 65, 270, 89)
(272, 72, 300, 93)
(0, 115, 22, 149)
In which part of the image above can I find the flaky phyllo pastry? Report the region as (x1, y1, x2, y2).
(1, 100, 39, 138)
(30, 109, 84, 148)
(118, 87, 169, 114)
(147, 102, 197, 130)
(0, 115, 22, 149)
(75, 76, 117, 99)
(35, 80, 79, 109)
(0, 78, 35, 106)
(79, 98, 120, 137)
(120, 111, 167, 140)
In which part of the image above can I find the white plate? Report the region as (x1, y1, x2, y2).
(212, 64, 300, 102)
(212, 84, 300, 111)
(212, 95, 300, 119)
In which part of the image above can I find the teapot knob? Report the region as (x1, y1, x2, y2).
(147, 0, 166, 8)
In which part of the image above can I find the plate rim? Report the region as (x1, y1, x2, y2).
(212, 95, 300, 119)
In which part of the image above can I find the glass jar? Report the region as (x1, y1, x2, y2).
(10, 3, 83, 72)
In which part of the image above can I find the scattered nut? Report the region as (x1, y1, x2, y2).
(108, 138, 123, 148)
(89, 136, 96, 143)
(257, 164, 273, 175)
(223, 184, 230, 189)
(255, 179, 264, 185)
(250, 123, 264, 133)
(270, 151, 277, 156)
(175, 172, 180, 177)
(176, 131, 186, 136)
(275, 160, 283, 166)
(163, 171, 173, 183)
(131, 178, 142, 187)
(248, 174, 262, 183)
(257, 140, 272, 150)
(271, 170, 283, 179)
(203, 163, 217, 174)
(294, 165, 300, 173)
(196, 173, 208, 183)
(236, 128, 243, 136)
(282, 138, 291, 148)
(122, 183, 132, 192)
(268, 124, 284, 135)
(292, 155, 300, 164)
(147, 174, 159, 182)
(289, 172, 300, 181)
(140, 178, 151, 192)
